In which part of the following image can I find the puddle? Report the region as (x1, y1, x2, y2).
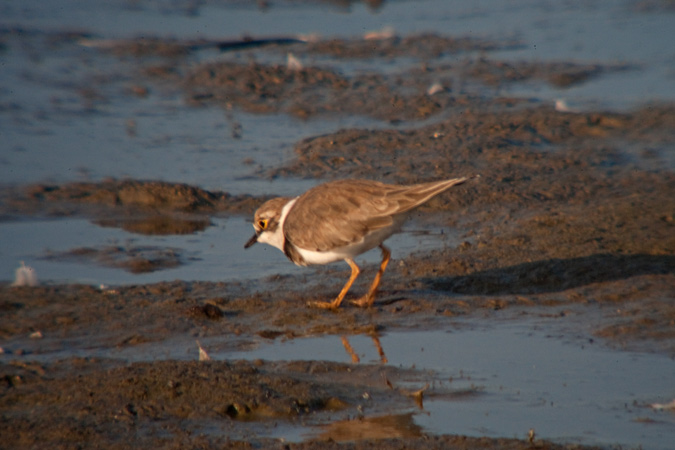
(216, 320, 675, 449)
(5, 315, 673, 449)
(0, 217, 461, 284)
(0, 82, 379, 194)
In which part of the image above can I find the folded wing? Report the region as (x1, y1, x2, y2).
(284, 177, 470, 251)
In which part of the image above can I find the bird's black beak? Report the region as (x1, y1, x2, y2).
(244, 233, 259, 249)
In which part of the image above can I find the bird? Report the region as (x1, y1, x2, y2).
(244, 176, 475, 309)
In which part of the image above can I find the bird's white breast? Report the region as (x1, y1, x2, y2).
(294, 221, 401, 265)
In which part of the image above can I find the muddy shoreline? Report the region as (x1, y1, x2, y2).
(2, 20, 675, 450)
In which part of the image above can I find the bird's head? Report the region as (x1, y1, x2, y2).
(244, 197, 292, 251)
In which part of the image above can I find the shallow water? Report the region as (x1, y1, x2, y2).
(0, 217, 460, 284)
(7, 313, 674, 449)
(212, 318, 675, 450)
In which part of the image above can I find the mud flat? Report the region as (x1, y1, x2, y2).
(1, 4, 675, 448)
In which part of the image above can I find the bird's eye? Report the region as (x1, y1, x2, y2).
(258, 219, 268, 229)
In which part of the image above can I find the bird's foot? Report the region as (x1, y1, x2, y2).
(307, 300, 341, 310)
(349, 295, 375, 308)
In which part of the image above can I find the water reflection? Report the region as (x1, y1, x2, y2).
(221, 323, 675, 449)
(341, 332, 387, 364)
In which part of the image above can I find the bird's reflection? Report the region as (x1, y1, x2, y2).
(340, 332, 388, 364)
(338, 331, 428, 410)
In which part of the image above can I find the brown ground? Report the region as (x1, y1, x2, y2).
(1, 29, 673, 449)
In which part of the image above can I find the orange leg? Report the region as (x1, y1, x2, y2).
(310, 258, 360, 310)
(351, 245, 391, 308)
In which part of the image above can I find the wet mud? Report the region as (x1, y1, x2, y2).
(1, 23, 674, 450)
(180, 51, 631, 121)
(1, 358, 428, 448)
(1, 345, 588, 450)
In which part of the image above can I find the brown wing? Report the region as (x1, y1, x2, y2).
(284, 177, 470, 251)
